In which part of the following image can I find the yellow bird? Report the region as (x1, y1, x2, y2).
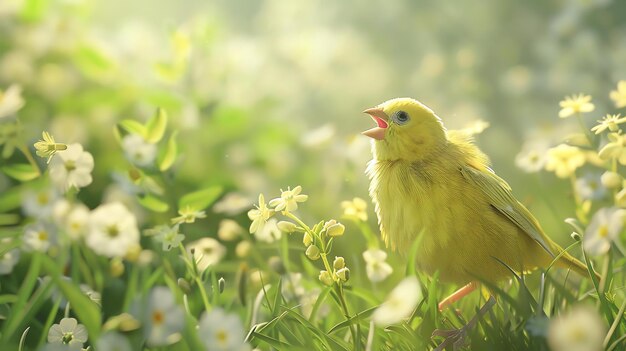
(362, 97, 594, 310)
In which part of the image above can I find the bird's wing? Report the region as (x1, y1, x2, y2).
(460, 165, 555, 257)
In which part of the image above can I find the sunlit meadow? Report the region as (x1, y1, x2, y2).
(1, 1, 626, 350)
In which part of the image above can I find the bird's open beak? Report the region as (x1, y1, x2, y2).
(362, 107, 389, 140)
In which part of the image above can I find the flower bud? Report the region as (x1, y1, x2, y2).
(177, 278, 191, 293)
(236, 241, 251, 258)
(110, 258, 125, 277)
(601, 171, 622, 189)
(218, 277, 226, 293)
(333, 256, 345, 270)
(277, 221, 297, 233)
(318, 270, 334, 286)
(268, 256, 286, 275)
(303, 232, 313, 246)
(335, 267, 350, 282)
(305, 245, 320, 260)
(326, 222, 345, 237)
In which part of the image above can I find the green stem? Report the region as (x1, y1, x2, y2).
(178, 244, 211, 312)
(18, 144, 41, 177)
(576, 113, 593, 147)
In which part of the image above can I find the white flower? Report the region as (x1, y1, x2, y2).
(153, 225, 185, 251)
(0, 239, 19, 274)
(122, 134, 156, 167)
(247, 194, 274, 235)
(372, 276, 422, 326)
(299, 288, 329, 319)
(64, 204, 90, 240)
(575, 173, 606, 201)
(22, 188, 58, 218)
(341, 197, 368, 222)
(87, 202, 140, 258)
(171, 206, 207, 225)
(49, 143, 94, 192)
(515, 148, 548, 173)
(141, 287, 185, 346)
(281, 273, 305, 300)
(95, 332, 132, 351)
(218, 219, 244, 241)
(188, 238, 226, 271)
(0, 84, 24, 120)
(254, 218, 281, 243)
(548, 305, 606, 351)
(583, 207, 625, 256)
(268, 186, 308, 212)
(363, 249, 393, 283)
(47, 317, 88, 349)
(23, 222, 55, 252)
(213, 193, 253, 215)
(199, 308, 250, 351)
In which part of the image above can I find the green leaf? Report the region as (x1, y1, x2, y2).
(0, 186, 22, 212)
(0, 214, 20, 226)
(1, 164, 39, 181)
(158, 130, 178, 171)
(73, 45, 115, 79)
(138, 194, 169, 213)
(20, 0, 47, 22)
(178, 186, 223, 211)
(145, 108, 168, 143)
(328, 306, 377, 334)
(249, 331, 293, 349)
(118, 120, 147, 137)
(41, 255, 101, 340)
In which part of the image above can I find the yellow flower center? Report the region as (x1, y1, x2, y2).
(216, 329, 229, 344)
(598, 225, 609, 238)
(37, 193, 49, 205)
(65, 160, 76, 172)
(38, 230, 48, 241)
(106, 225, 120, 238)
(152, 310, 164, 325)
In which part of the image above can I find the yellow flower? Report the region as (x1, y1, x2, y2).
(269, 186, 308, 212)
(590, 114, 626, 134)
(341, 197, 368, 222)
(545, 144, 586, 178)
(598, 132, 626, 164)
(610, 80, 626, 108)
(33, 131, 67, 164)
(247, 194, 274, 234)
(171, 206, 207, 224)
(558, 94, 594, 118)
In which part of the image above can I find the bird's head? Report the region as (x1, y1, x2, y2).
(362, 98, 447, 161)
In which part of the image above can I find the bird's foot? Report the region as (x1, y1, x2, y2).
(431, 295, 497, 351)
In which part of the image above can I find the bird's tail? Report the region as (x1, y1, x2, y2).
(556, 249, 601, 281)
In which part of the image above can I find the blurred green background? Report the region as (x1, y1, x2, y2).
(2, 0, 625, 257)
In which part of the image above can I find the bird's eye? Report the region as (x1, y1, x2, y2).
(392, 110, 410, 125)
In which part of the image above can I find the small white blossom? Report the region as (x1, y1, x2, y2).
(141, 287, 185, 346)
(95, 332, 132, 351)
(575, 173, 606, 201)
(247, 194, 274, 235)
(372, 276, 422, 326)
(281, 273, 305, 300)
(122, 134, 156, 167)
(64, 204, 90, 240)
(548, 305, 606, 351)
(0, 84, 24, 120)
(515, 147, 548, 173)
(23, 222, 55, 252)
(218, 219, 244, 241)
(584, 207, 625, 256)
(22, 188, 58, 218)
(49, 143, 94, 192)
(341, 197, 368, 222)
(0, 239, 19, 274)
(171, 206, 206, 225)
(47, 317, 88, 349)
(213, 192, 253, 215)
(363, 249, 393, 283)
(199, 308, 251, 351)
(153, 225, 185, 251)
(268, 186, 308, 212)
(87, 202, 140, 258)
(188, 237, 226, 271)
(254, 218, 281, 243)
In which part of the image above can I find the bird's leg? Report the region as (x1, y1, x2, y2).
(438, 281, 479, 311)
(432, 295, 497, 351)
